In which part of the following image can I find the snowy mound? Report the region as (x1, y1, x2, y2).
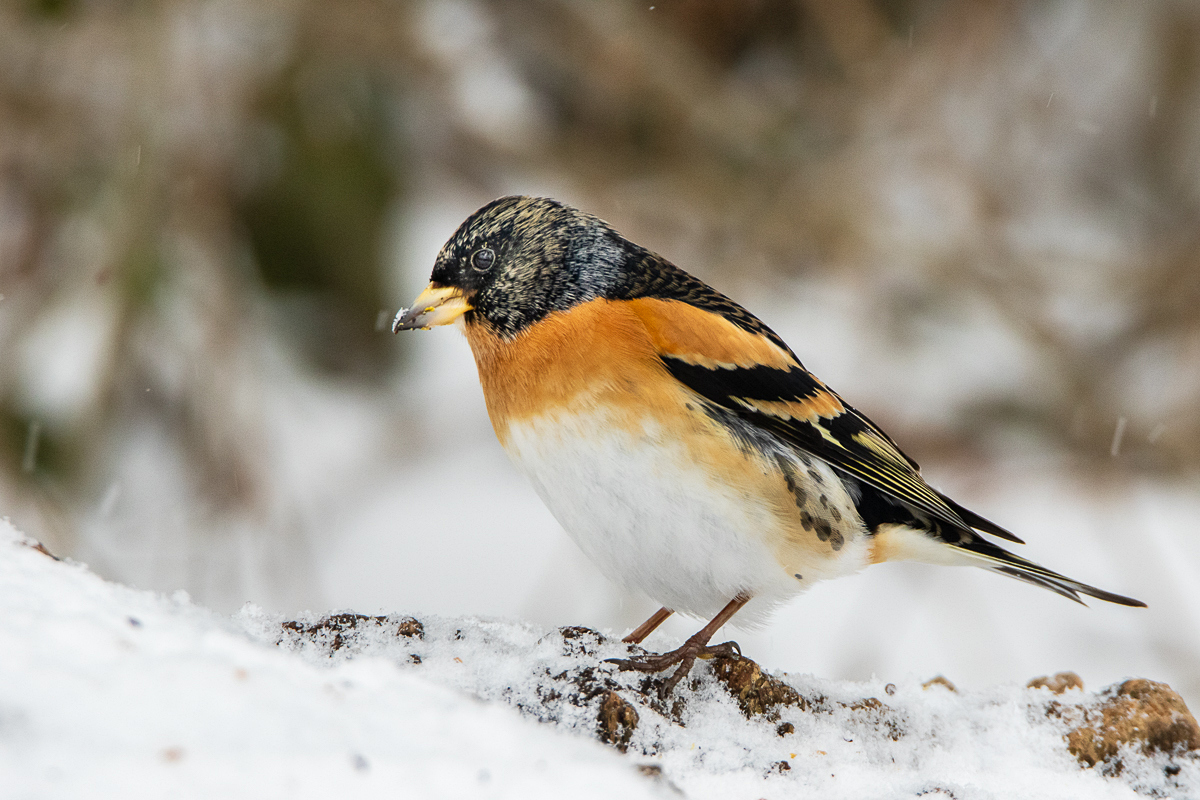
(1, 519, 1196, 799)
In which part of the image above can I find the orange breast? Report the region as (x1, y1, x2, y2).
(464, 299, 675, 444)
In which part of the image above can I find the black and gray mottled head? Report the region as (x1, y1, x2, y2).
(394, 195, 788, 349)
(426, 196, 632, 336)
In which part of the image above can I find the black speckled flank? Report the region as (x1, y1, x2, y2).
(659, 345, 993, 542)
(775, 455, 808, 509)
(772, 454, 850, 553)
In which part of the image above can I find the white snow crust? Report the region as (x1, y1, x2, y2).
(0, 520, 662, 800)
(2, 518, 1196, 799)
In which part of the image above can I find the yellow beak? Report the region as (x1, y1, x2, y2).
(392, 283, 473, 332)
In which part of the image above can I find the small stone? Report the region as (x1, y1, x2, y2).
(1064, 679, 1200, 770)
(559, 626, 607, 657)
(597, 691, 639, 751)
(279, 614, 424, 654)
(712, 655, 804, 718)
(635, 763, 684, 793)
(843, 697, 904, 741)
(1027, 672, 1083, 694)
(776, 722, 795, 737)
(560, 625, 603, 641)
(395, 617, 425, 639)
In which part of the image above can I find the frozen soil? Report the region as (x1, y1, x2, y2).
(260, 608, 1200, 799)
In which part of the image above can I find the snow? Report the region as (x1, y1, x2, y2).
(2, 518, 1196, 799)
(0, 520, 664, 800)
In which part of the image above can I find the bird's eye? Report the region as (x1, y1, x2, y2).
(471, 248, 495, 272)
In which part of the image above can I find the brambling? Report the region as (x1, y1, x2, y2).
(394, 196, 1145, 696)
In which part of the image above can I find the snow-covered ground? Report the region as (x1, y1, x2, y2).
(3, 518, 1197, 799)
(0, 520, 661, 800)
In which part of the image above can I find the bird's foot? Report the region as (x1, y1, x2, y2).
(607, 638, 741, 698)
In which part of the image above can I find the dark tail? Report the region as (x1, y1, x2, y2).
(951, 536, 1146, 608)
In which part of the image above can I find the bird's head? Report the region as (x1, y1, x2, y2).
(393, 196, 629, 337)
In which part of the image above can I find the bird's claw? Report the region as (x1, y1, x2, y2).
(605, 639, 743, 698)
(697, 640, 741, 660)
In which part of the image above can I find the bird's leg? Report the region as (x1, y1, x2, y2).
(623, 607, 674, 644)
(607, 594, 750, 696)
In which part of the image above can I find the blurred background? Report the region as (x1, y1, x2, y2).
(2, 0, 1198, 710)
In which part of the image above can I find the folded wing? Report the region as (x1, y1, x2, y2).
(624, 296, 1022, 543)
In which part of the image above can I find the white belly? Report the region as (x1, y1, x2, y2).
(502, 407, 809, 621)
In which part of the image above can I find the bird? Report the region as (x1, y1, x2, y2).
(392, 195, 1146, 696)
